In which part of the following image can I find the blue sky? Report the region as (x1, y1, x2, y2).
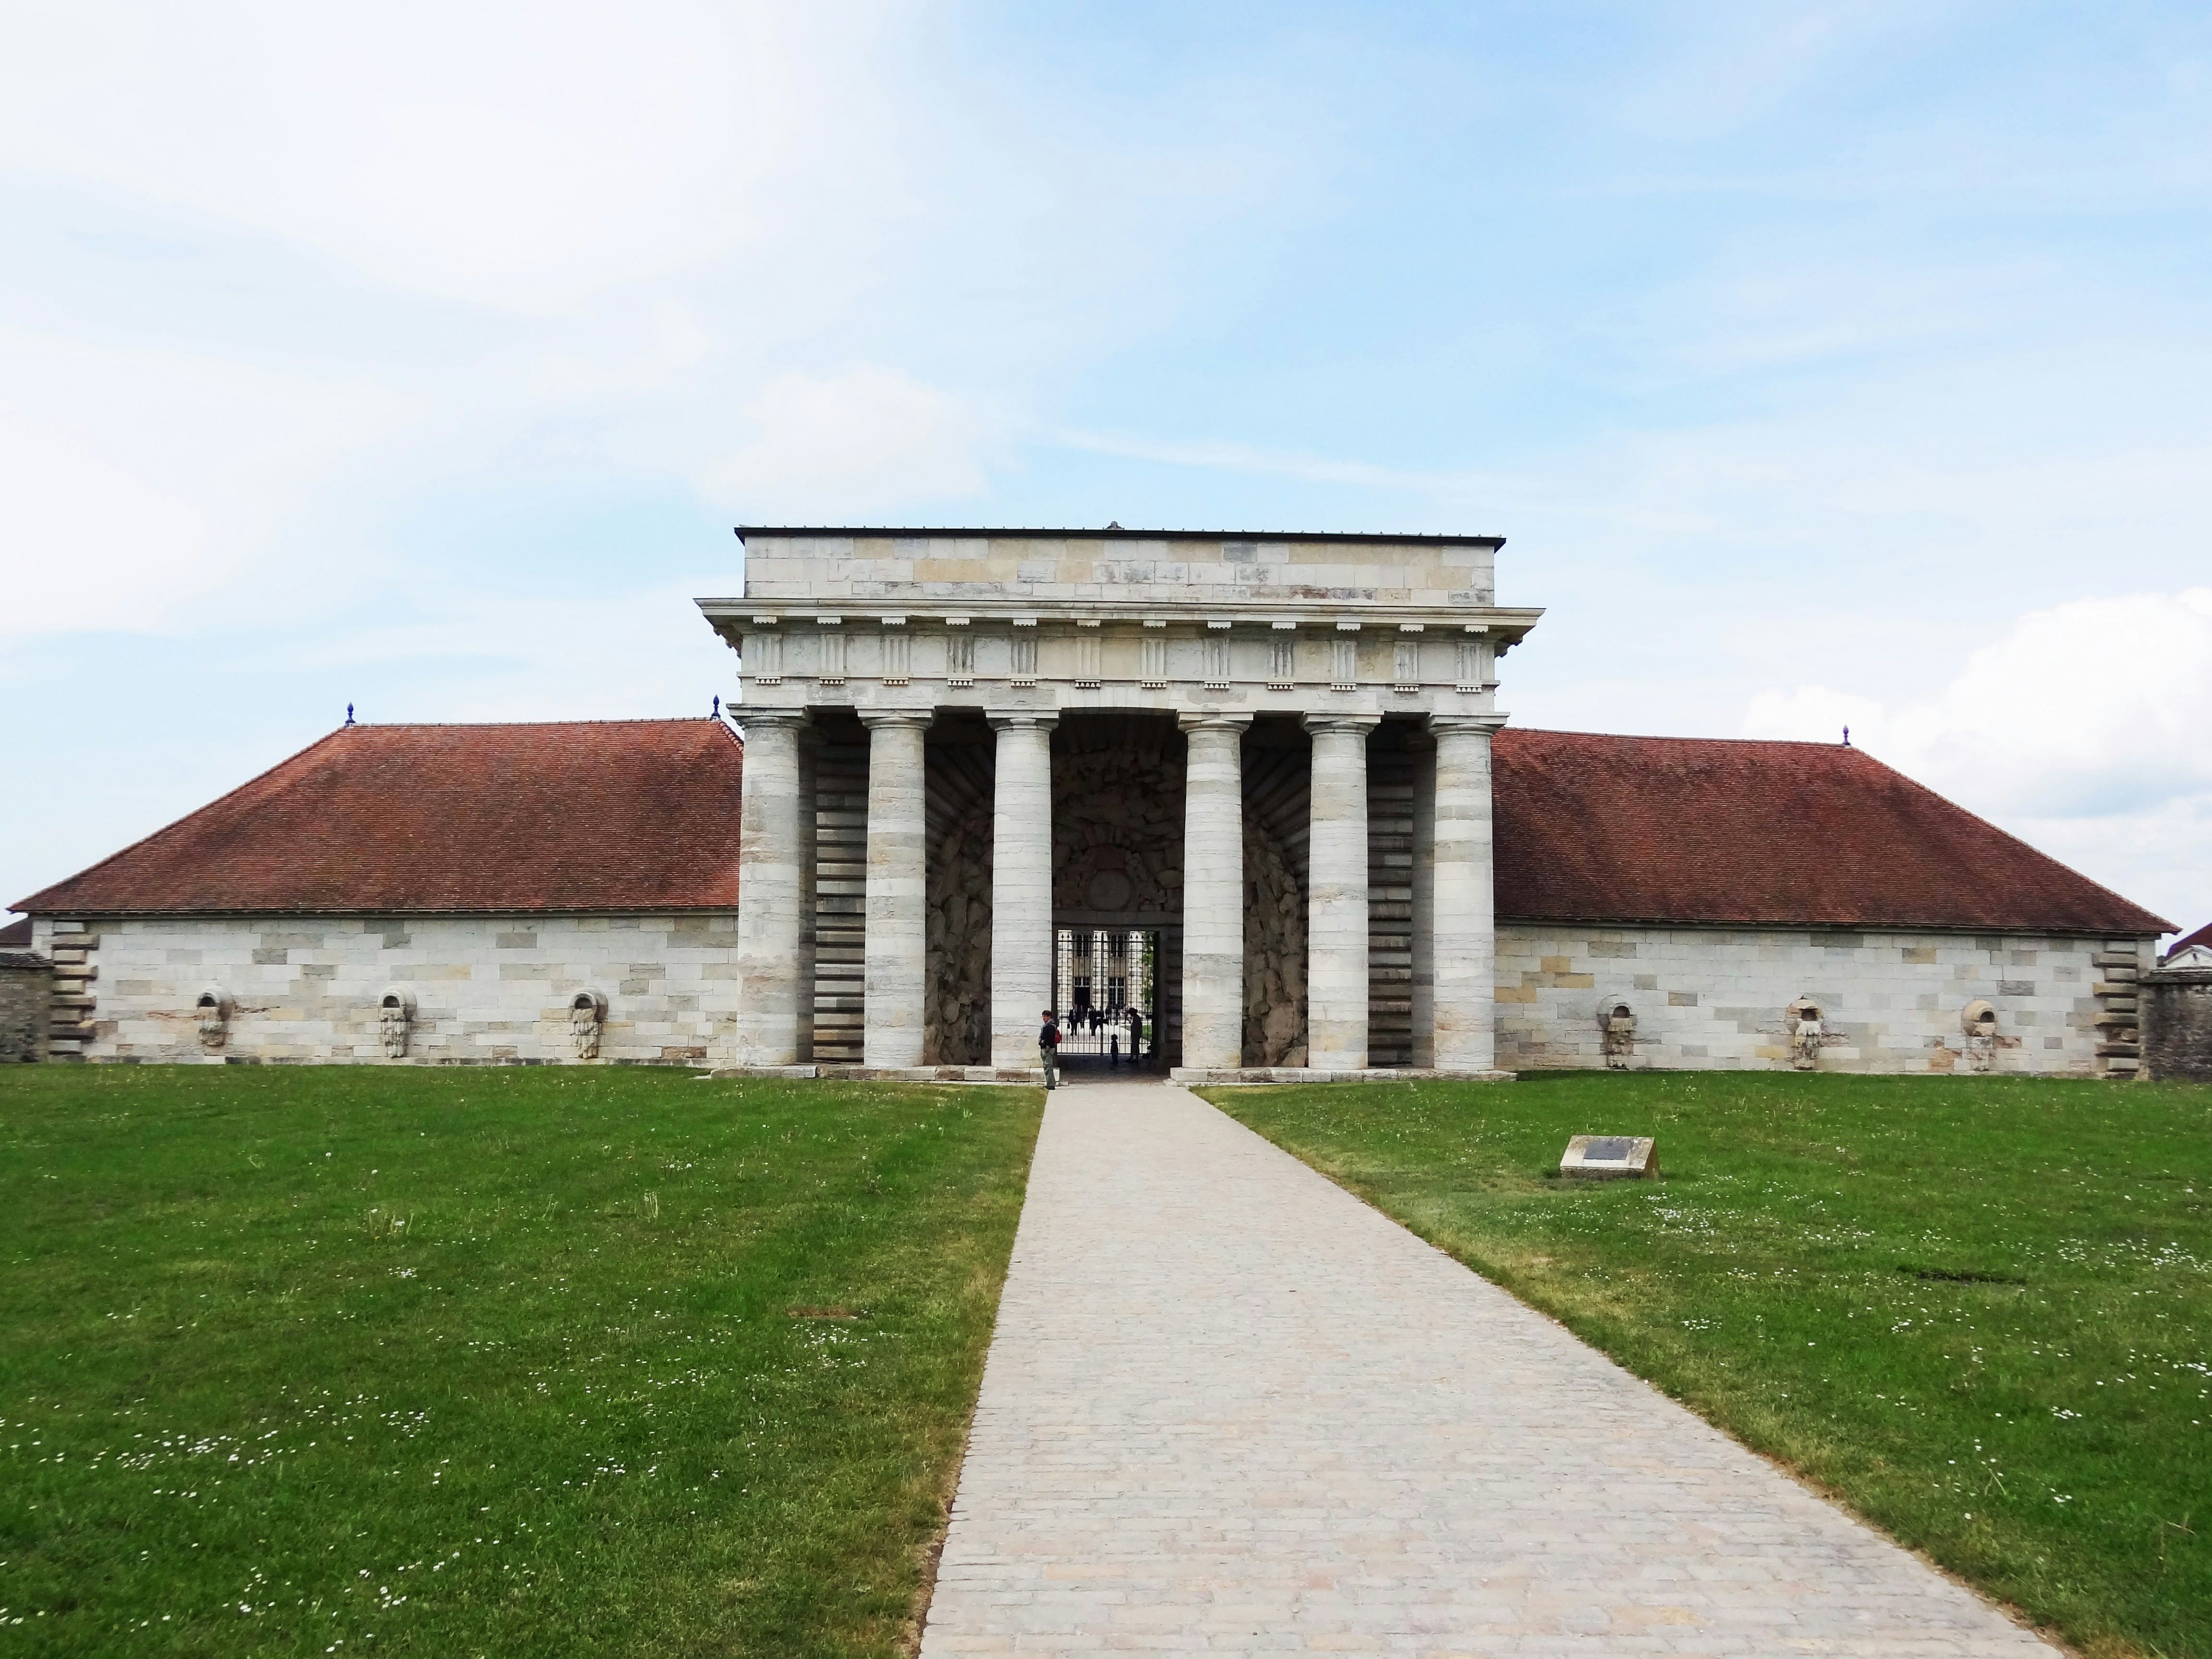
(3, 2, 2208, 929)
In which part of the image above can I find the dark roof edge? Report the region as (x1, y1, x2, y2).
(15, 905, 743, 921)
(736, 526, 1506, 548)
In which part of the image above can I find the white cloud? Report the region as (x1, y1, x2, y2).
(0, 1, 839, 314)
(0, 329, 418, 641)
(1743, 589, 2212, 926)
(697, 365, 993, 516)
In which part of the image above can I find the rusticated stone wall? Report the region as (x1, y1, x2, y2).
(2143, 967, 2212, 1082)
(0, 953, 51, 1062)
(925, 727, 995, 1066)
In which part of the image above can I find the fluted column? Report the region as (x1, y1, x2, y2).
(1178, 713, 1252, 1071)
(861, 712, 930, 1069)
(1304, 714, 1379, 1070)
(734, 710, 806, 1066)
(1431, 714, 1507, 1073)
(988, 713, 1057, 1069)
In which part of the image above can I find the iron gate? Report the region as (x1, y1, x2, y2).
(1052, 927, 1160, 1066)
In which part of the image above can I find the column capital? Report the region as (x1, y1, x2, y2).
(1428, 713, 1510, 737)
(1176, 711, 1253, 734)
(857, 709, 934, 731)
(986, 710, 1058, 733)
(1302, 713, 1381, 737)
(733, 708, 808, 731)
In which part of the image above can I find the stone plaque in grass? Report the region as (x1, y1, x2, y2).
(1560, 1134, 1658, 1179)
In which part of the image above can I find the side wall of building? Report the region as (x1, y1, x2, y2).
(0, 957, 51, 1062)
(58, 914, 740, 1066)
(2142, 968, 2212, 1082)
(1496, 923, 2152, 1075)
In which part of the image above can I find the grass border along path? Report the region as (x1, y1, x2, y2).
(0, 1063, 1043, 1658)
(1206, 1071, 2212, 1659)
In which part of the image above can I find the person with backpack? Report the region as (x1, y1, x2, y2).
(1039, 1007, 1061, 1090)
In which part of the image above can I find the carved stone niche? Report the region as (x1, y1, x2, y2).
(1961, 999, 1999, 1073)
(569, 989, 608, 1060)
(377, 986, 416, 1060)
(1786, 997, 1825, 1071)
(1597, 999, 1637, 1070)
(195, 986, 232, 1054)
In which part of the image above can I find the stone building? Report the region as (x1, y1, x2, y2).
(0, 916, 51, 1063)
(8, 527, 2172, 1075)
(11, 721, 745, 1066)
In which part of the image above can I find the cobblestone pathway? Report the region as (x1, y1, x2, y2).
(921, 1080, 2056, 1657)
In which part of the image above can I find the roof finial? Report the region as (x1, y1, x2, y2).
(345, 703, 355, 728)
(712, 694, 721, 721)
(1842, 725, 1850, 746)
(1105, 521, 1122, 530)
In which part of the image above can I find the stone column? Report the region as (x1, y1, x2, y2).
(860, 712, 930, 1069)
(1431, 715, 1508, 1073)
(988, 713, 1057, 1069)
(1178, 713, 1252, 1071)
(734, 710, 806, 1067)
(1304, 715, 1379, 1070)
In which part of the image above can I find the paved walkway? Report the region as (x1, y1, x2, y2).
(921, 1080, 2056, 1657)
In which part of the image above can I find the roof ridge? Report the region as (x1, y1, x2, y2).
(1509, 726, 1862, 750)
(341, 716, 729, 730)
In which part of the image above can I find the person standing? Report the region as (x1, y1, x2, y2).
(1038, 1007, 1061, 1090)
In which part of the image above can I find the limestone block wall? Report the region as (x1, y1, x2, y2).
(2142, 968, 2212, 1082)
(64, 914, 740, 1065)
(1496, 923, 2155, 1076)
(0, 957, 51, 1062)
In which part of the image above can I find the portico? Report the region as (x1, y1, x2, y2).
(699, 528, 1539, 1082)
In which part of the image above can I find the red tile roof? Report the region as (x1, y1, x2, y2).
(16, 718, 2169, 937)
(2167, 921, 2212, 958)
(1493, 729, 2171, 935)
(13, 721, 744, 916)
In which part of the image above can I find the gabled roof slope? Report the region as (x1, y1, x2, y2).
(13, 721, 744, 916)
(1492, 729, 2172, 935)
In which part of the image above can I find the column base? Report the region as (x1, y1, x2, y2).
(1169, 1066, 1517, 1086)
(707, 1063, 1046, 1085)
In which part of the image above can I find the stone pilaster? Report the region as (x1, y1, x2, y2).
(860, 712, 930, 1069)
(734, 710, 806, 1066)
(1431, 714, 1507, 1073)
(989, 713, 1057, 1068)
(1305, 715, 1378, 1070)
(1178, 713, 1252, 1071)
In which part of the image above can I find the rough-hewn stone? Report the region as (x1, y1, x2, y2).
(2143, 965, 2212, 1082)
(0, 952, 51, 1063)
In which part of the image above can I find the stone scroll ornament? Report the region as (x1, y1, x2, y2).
(378, 986, 415, 1059)
(1598, 1001, 1636, 1070)
(570, 990, 608, 1060)
(195, 987, 230, 1054)
(1963, 1000, 1998, 1073)
(1789, 1001, 1825, 1071)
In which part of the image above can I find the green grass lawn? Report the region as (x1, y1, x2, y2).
(1205, 1071, 2212, 1659)
(0, 1065, 1042, 1658)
